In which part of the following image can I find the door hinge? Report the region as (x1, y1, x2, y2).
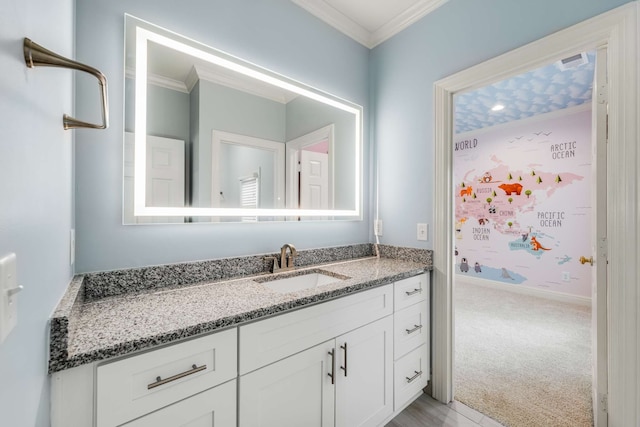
(599, 392, 608, 413)
(598, 237, 608, 265)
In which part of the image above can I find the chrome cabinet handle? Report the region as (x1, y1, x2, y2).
(405, 288, 422, 296)
(340, 343, 348, 377)
(405, 324, 423, 334)
(406, 370, 422, 383)
(328, 349, 336, 385)
(147, 364, 207, 390)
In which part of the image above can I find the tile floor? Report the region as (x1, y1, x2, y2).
(385, 394, 504, 427)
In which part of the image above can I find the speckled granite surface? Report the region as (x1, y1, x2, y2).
(49, 245, 432, 373)
(82, 243, 375, 301)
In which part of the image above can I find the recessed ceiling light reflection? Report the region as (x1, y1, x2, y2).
(491, 104, 505, 111)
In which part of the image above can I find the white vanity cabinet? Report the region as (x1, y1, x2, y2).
(391, 273, 430, 411)
(334, 315, 394, 427)
(51, 328, 238, 427)
(96, 329, 237, 427)
(238, 284, 394, 427)
(120, 380, 236, 427)
(51, 272, 431, 427)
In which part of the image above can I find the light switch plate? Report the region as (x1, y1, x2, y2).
(0, 253, 19, 344)
(70, 229, 75, 266)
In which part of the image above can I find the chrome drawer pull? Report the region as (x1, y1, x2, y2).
(328, 349, 336, 385)
(406, 370, 422, 383)
(148, 364, 207, 390)
(405, 288, 422, 296)
(340, 343, 348, 377)
(405, 324, 423, 334)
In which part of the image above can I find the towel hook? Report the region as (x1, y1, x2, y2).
(23, 38, 109, 130)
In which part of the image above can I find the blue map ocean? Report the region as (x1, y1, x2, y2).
(456, 264, 527, 284)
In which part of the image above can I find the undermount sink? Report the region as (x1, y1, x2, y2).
(256, 269, 349, 293)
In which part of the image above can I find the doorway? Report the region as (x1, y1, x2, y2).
(429, 5, 640, 426)
(451, 52, 596, 423)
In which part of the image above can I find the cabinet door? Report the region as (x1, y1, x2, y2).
(335, 315, 393, 427)
(122, 379, 236, 427)
(239, 340, 335, 427)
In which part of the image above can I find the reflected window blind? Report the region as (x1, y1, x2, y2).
(240, 173, 259, 222)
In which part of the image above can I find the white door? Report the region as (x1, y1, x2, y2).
(335, 316, 394, 427)
(145, 135, 185, 223)
(124, 133, 185, 224)
(300, 150, 329, 209)
(121, 380, 236, 427)
(590, 46, 608, 427)
(239, 340, 335, 427)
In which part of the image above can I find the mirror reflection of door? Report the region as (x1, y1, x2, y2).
(124, 132, 185, 224)
(286, 124, 334, 214)
(299, 148, 329, 209)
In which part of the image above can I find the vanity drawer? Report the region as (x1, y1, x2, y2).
(394, 343, 430, 411)
(121, 379, 236, 427)
(394, 273, 428, 311)
(394, 300, 429, 359)
(96, 328, 237, 427)
(239, 284, 393, 375)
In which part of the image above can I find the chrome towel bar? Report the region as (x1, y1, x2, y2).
(23, 37, 109, 130)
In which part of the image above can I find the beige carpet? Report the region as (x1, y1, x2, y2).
(454, 279, 593, 427)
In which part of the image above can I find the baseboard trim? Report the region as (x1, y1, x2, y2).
(455, 274, 591, 307)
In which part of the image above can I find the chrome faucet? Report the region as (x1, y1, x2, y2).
(267, 243, 298, 273)
(279, 243, 297, 271)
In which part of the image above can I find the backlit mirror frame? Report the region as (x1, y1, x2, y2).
(127, 15, 363, 219)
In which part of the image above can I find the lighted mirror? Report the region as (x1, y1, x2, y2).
(123, 15, 362, 223)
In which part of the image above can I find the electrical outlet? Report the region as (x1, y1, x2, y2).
(374, 219, 383, 236)
(562, 271, 571, 282)
(70, 229, 75, 266)
(417, 223, 428, 241)
(0, 253, 22, 344)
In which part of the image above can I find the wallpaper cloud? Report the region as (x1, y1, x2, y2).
(454, 52, 595, 134)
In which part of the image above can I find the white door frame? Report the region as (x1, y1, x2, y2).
(432, 3, 639, 426)
(285, 124, 335, 209)
(211, 130, 285, 209)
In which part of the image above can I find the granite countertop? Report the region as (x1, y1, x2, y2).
(49, 245, 431, 373)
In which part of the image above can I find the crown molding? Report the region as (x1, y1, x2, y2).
(370, 0, 449, 48)
(190, 65, 297, 104)
(291, 0, 371, 47)
(291, 0, 448, 49)
(125, 67, 189, 93)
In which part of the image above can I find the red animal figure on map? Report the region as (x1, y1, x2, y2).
(530, 236, 551, 251)
(460, 186, 473, 197)
(498, 183, 523, 196)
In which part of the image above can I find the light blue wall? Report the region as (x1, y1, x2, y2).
(0, 0, 75, 426)
(75, 0, 370, 272)
(193, 80, 286, 207)
(124, 80, 191, 143)
(370, 0, 632, 249)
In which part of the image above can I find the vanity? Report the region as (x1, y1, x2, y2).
(49, 245, 432, 427)
(49, 10, 432, 427)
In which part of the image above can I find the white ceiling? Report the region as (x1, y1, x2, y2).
(291, 0, 449, 48)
